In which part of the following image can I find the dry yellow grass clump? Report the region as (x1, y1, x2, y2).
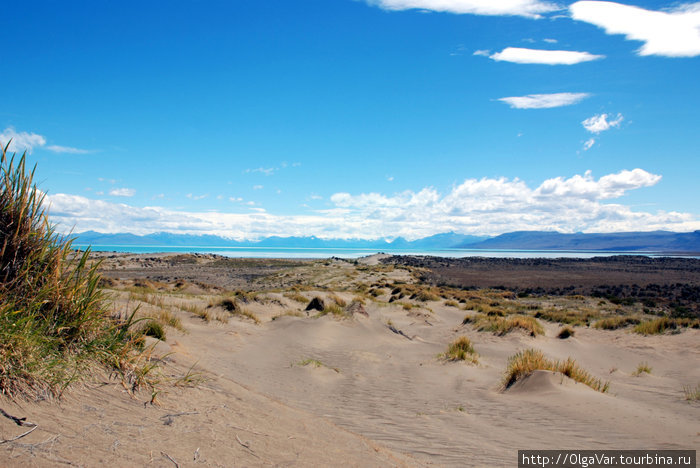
(442, 336, 478, 364)
(502, 349, 609, 393)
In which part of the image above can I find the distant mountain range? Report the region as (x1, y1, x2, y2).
(71, 230, 700, 253)
(463, 230, 700, 252)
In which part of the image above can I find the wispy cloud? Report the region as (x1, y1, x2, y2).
(570, 1, 700, 57)
(366, 0, 560, 18)
(186, 193, 208, 200)
(498, 92, 590, 109)
(253, 185, 264, 190)
(245, 167, 277, 176)
(583, 138, 596, 151)
(489, 47, 604, 65)
(0, 127, 90, 154)
(46, 145, 91, 154)
(45, 169, 698, 240)
(0, 127, 46, 154)
(473, 49, 491, 57)
(109, 188, 136, 197)
(582, 113, 624, 134)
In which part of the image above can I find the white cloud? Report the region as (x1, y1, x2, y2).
(0, 127, 90, 154)
(0, 127, 46, 154)
(583, 138, 596, 151)
(253, 185, 264, 190)
(473, 49, 491, 56)
(543, 38, 558, 43)
(489, 47, 604, 64)
(582, 113, 624, 133)
(44, 169, 699, 239)
(45, 145, 91, 154)
(246, 167, 276, 176)
(109, 188, 136, 197)
(498, 92, 590, 109)
(570, 1, 700, 57)
(186, 193, 208, 200)
(366, 0, 560, 18)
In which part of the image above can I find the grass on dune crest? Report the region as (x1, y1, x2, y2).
(0, 147, 154, 399)
(502, 349, 610, 393)
(593, 316, 641, 330)
(633, 317, 699, 335)
(463, 314, 544, 337)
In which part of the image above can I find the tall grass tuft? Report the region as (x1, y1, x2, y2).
(0, 147, 141, 398)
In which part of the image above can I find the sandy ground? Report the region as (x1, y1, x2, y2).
(2, 253, 698, 467)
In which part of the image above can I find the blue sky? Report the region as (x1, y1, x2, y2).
(2, 0, 699, 240)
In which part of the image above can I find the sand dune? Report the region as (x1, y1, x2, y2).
(2, 254, 698, 466)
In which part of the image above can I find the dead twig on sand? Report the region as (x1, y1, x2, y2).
(235, 434, 260, 459)
(235, 434, 250, 448)
(161, 451, 179, 467)
(0, 407, 39, 444)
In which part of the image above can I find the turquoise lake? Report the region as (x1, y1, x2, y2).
(73, 245, 696, 259)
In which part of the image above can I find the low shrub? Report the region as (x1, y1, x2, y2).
(557, 326, 575, 339)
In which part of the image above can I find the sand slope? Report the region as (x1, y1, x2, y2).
(179, 300, 699, 466)
(3, 255, 698, 466)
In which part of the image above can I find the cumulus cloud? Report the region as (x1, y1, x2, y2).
(570, 1, 700, 57)
(0, 127, 90, 154)
(109, 188, 136, 197)
(489, 47, 604, 64)
(0, 127, 46, 154)
(498, 92, 590, 109)
(44, 169, 699, 240)
(366, 0, 560, 18)
(582, 113, 623, 133)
